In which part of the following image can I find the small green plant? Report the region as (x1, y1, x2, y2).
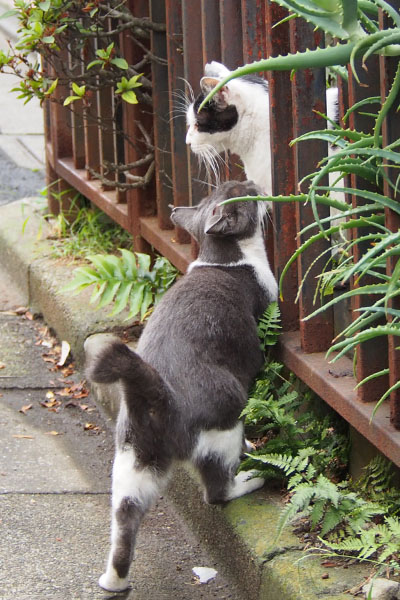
(42, 190, 132, 257)
(63, 250, 178, 321)
(252, 449, 384, 540)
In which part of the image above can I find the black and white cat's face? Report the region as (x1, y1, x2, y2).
(185, 61, 269, 182)
(171, 180, 261, 244)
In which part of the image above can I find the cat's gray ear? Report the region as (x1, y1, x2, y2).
(170, 206, 197, 235)
(205, 204, 244, 237)
(200, 77, 229, 108)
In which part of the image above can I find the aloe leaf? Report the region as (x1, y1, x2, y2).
(292, 128, 368, 145)
(303, 283, 390, 322)
(372, 379, 400, 419)
(374, 61, 400, 147)
(271, 0, 350, 38)
(279, 217, 382, 299)
(374, 0, 400, 27)
(198, 43, 355, 111)
(343, 96, 380, 122)
(316, 186, 400, 215)
(342, 231, 400, 284)
(355, 368, 390, 390)
(386, 258, 400, 304)
(221, 193, 348, 211)
(363, 31, 400, 65)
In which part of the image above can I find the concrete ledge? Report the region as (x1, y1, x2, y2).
(0, 198, 371, 600)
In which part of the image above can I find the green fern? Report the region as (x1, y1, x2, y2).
(62, 249, 178, 321)
(323, 516, 400, 568)
(257, 301, 282, 348)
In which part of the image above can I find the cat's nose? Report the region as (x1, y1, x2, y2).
(185, 129, 192, 145)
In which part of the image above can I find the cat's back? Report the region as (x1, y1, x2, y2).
(137, 264, 266, 370)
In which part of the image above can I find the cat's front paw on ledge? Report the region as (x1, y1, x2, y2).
(98, 571, 130, 592)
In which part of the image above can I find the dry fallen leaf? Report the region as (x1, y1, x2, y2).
(45, 431, 62, 436)
(19, 404, 33, 415)
(40, 399, 61, 411)
(84, 423, 100, 432)
(12, 434, 34, 439)
(57, 341, 71, 367)
(0, 362, 5, 370)
(46, 391, 55, 400)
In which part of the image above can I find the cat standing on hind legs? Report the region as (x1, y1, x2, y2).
(84, 180, 277, 592)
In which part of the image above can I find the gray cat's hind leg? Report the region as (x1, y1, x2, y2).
(193, 422, 265, 504)
(99, 447, 170, 592)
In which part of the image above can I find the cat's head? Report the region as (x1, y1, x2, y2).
(186, 61, 268, 156)
(170, 180, 262, 244)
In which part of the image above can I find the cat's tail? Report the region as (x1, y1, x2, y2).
(84, 334, 171, 416)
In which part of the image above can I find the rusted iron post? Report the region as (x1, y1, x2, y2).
(289, 19, 334, 352)
(165, 0, 191, 243)
(201, 0, 221, 65)
(241, 0, 266, 62)
(347, 56, 389, 402)
(150, 0, 174, 231)
(182, 2, 208, 208)
(266, 2, 298, 331)
(380, 2, 400, 427)
(121, 0, 154, 253)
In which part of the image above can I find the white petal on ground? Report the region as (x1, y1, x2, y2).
(192, 567, 217, 584)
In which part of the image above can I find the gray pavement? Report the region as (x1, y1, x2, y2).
(0, 2, 45, 206)
(0, 268, 245, 599)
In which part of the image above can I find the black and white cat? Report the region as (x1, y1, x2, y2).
(85, 180, 277, 592)
(186, 61, 272, 194)
(186, 61, 339, 196)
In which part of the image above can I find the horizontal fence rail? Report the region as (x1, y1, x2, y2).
(43, 0, 400, 465)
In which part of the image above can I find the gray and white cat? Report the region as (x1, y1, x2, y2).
(85, 180, 277, 592)
(186, 61, 339, 196)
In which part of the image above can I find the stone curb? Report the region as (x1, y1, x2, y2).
(0, 198, 371, 600)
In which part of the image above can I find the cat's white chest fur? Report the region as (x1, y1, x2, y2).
(189, 226, 278, 300)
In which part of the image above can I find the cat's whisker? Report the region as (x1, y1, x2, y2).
(177, 77, 195, 103)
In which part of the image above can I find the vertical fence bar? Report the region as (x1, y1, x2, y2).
(68, 48, 85, 170)
(266, 2, 298, 331)
(220, 0, 244, 182)
(165, 0, 191, 243)
(182, 2, 208, 207)
(150, 0, 174, 231)
(220, 0, 244, 69)
(201, 0, 221, 65)
(241, 0, 266, 63)
(289, 19, 334, 352)
(121, 0, 155, 252)
(347, 56, 389, 402)
(380, 2, 400, 427)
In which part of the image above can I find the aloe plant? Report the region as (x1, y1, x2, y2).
(216, 0, 400, 417)
(199, 0, 400, 111)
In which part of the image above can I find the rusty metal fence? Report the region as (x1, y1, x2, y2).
(43, 1, 400, 465)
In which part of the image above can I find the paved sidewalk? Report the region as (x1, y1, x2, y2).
(0, 0, 45, 205)
(0, 264, 245, 600)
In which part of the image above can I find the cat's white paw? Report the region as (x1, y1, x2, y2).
(244, 438, 256, 452)
(226, 470, 265, 501)
(98, 571, 130, 592)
